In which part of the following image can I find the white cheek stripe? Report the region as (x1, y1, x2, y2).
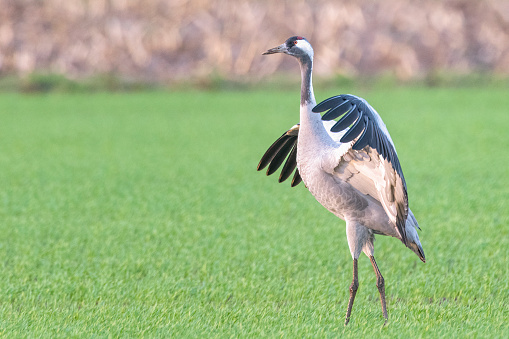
(296, 40, 314, 58)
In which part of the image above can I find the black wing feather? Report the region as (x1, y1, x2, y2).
(257, 133, 291, 171)
(331, 104, 358, 132)
(267, 137, 295, 175)
(279, 143, 298, 183)
(291, 167, 302, 187)
(322, 101, 352, 120)
(340, 114, 366, 143)
(312, 96, 348, 113)
(315, 94, 406, 185)
(257, 125, 302, 187)
(352, 119, 371, 150)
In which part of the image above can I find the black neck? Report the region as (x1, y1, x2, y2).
(298, 54, 313, 106)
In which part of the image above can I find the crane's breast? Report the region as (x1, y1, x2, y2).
(297, 144, 396, 235)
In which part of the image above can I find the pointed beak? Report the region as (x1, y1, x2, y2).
(262, 43, 287, 55)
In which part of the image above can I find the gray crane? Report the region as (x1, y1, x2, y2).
(257, 36, 425, 325)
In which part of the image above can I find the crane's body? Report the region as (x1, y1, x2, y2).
(258, 36, 425, 325)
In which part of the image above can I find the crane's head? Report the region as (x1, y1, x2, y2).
(263, 36, 314, 60)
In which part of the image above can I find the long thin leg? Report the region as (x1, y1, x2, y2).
(369, 255, 388, 322)
(344, 259, 359, 326)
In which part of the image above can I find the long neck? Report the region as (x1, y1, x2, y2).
(297, 54, 336, 149)
(299, 55, 315, 106)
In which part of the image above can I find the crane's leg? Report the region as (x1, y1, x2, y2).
(344, 259, 359, 326)
(369, 255, 388, 322)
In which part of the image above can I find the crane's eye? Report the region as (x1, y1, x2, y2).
(294, 40, 298, 45)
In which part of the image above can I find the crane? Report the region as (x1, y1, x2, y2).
(257, 36, 425, 325)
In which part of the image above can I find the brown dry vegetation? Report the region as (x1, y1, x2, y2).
(1, 0, 509, 82)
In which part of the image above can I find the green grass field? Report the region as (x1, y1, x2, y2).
(0, 87, 507, 337)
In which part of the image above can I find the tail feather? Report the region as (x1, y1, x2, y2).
(405, 210, 425, 263)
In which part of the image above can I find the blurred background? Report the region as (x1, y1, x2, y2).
(1, 0, 509, 88)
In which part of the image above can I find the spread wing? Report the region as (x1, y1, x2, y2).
(313, 94, 408, 242)
(257, 124, 302, 187)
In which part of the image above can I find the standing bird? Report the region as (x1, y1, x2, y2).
(257, 36, 425, 325)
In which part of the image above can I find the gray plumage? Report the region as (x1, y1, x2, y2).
(258, 36, 425, 325)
